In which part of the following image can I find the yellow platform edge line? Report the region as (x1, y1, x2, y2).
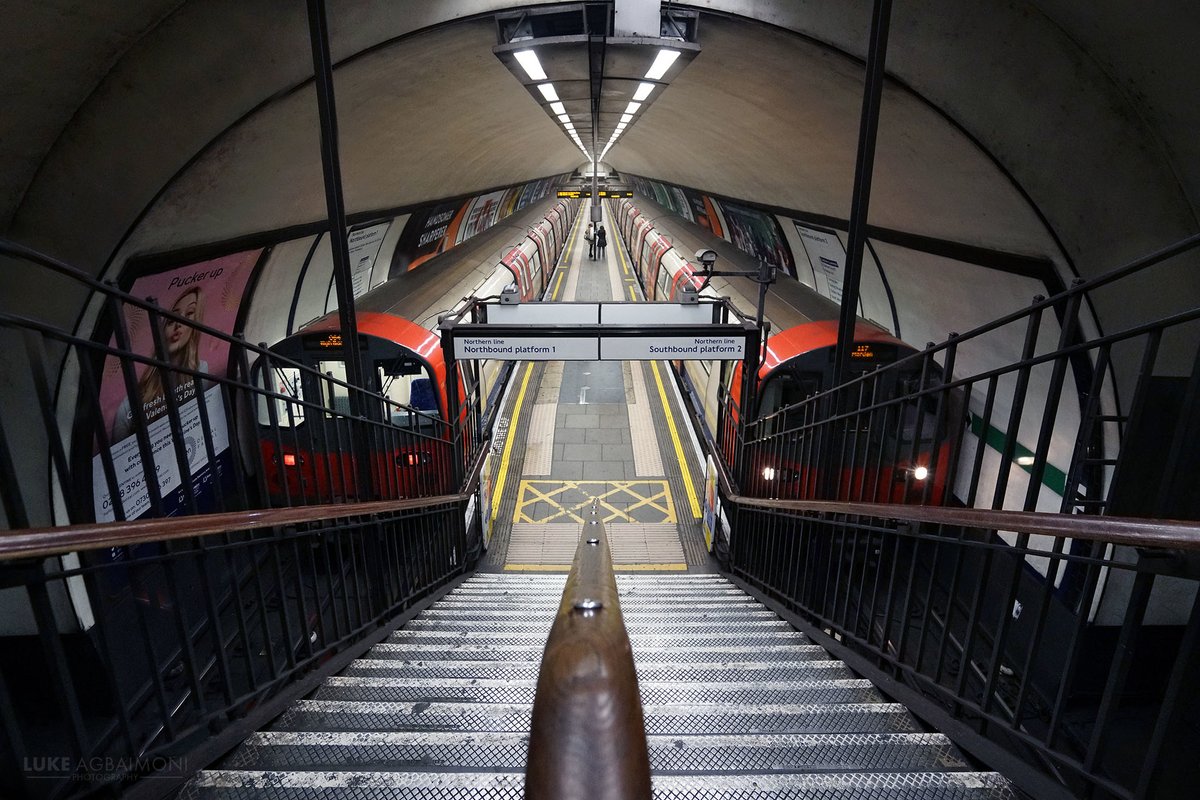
(650, 360, 702, 519)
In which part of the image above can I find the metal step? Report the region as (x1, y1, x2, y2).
(223, 730, 967, 774)
(433, 599, 766, 612)
(312, 677, 885, 707)
(339, 658, 858, 683)
(418, 607, 780, 622)
(386, 629, 809, 648)
(272, 700, 920, 736)
(404, 616, 794, 633)
(363, 642, 832, 664)
(183, 769, 1016, 799)
(182, 571, 1015, 798)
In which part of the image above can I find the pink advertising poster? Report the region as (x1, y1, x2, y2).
(92, 249, 262, 522)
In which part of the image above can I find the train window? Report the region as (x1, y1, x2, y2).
(757, 371, 822, 435)
(257, 365, 306, 426)
(378, 360, 440, 429)
(318, 360, 353, 418)
(656, 263, 670, 299)
(895, 366, 944, 445)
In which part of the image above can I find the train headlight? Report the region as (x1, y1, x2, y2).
(762, 466, 777, 481)
(912, 465, 929, 481)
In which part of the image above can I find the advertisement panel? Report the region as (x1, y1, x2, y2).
(93, 249, 261, 523)
(389, 201, 464, 275)
(795, 223, 849, 305)
(347, 222, 391, 297)
(718, 200, 796, 278)
(456, 190, 509, 245)
(389, 176, 565, 277)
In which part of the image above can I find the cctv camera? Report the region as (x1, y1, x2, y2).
(694, 248, 718, 267)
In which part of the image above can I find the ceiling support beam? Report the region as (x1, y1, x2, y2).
(833, 0, 893, 386)
(305, 0, 368, 401)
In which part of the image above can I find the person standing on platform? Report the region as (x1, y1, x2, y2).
(596, 224, 607, 260)
(585, 222, 596, 260)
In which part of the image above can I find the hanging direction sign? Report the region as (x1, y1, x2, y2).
(445, 300, 753, 362)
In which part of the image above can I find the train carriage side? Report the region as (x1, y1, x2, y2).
(608, 196, 957, 504)
(253, 197, 577, 504)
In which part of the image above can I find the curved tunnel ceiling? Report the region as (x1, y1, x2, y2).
(3, 1, 1199, 330)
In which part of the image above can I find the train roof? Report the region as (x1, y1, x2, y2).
(620, 194, 883, 336)
(327, 194, 565, 330)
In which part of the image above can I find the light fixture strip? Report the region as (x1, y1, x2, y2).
(515, 49, 547, 81)
(537, 83, 559, 102)
(645, 49, 680, 81)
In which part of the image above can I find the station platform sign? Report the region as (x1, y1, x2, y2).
(555, 189, 634, 199)
(443, 300, 754, 362)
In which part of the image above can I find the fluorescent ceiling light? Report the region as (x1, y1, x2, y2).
(624, 101, 642, 115)
(645, 49, 680, 80)
(616, 120, 628, 129)
(550, 101, 566, 115)
(515, 50, 547, 81)
(537, 83, 558, 102)
(557, 114, 570, 123)
(620, 115, 633, 125)
(633, 82, 655, 102)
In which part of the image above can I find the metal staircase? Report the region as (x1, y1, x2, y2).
(182, 572, 1017, 799)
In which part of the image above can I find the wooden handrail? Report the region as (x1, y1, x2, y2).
(524, 503, 652, 800)
(0, 493, 466, 562)
(733, 496, 1200, 550)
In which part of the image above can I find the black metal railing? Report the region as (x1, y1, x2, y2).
(719, 499, 1200, 800)
(704, 233, 1200, 799)
(0, 497, 471, 799)
(0, 239, 493, 798)
(0, 237, 491, 533)
(718, 232, 1200, 523)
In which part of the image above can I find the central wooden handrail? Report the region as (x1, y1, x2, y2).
(524, 503, 652, 800)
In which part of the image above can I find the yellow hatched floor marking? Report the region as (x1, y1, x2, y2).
(514, 479, 676, 524)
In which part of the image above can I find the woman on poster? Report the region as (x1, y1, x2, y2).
(110, 286, 208, 443)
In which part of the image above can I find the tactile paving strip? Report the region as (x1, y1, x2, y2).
(521, 403, 556, 475)
(628, 351, 666, 476)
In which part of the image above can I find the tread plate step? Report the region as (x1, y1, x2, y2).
(183, 770, 1016, 799)
(273, 700, 920, 735)
(314, 677, 885, 706)
(225, 731, 968, 773)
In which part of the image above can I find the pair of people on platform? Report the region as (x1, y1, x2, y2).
(585, 223, 607, 261)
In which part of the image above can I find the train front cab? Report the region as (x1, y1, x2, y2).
(254, 313, 457, 505)
(727, 323, 958, 504)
